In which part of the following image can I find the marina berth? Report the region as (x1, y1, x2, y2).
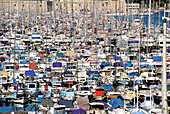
(0, 0, 170, 113)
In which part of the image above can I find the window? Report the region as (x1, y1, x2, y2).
(80, 87, 89, 91)
(29, 84, 35, 88)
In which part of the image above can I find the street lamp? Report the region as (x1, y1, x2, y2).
(162, 17, 170, 114)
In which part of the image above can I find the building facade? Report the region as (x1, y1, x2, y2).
(0, 0, 126, 15)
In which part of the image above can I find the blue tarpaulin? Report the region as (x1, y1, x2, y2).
(109, 98, 124, 110)
(32, 37, 41, 39)
(100, 63, 112, 69)
(0, 107, 22, 112)
(67, 63, 73, 66)
(102, 84, 114, 91)
(25, 70, 36, 77)
(70, 109, 86, 114)
(129, 72, 136, 77)
(53, 62, 62, 67)
(124, 62, 133, 68)
(153, 56, 162, 62)
(61, 56, 69, 58)
(58, 100, 74, 108)
(108, 28, 112, 32)
(141, 59, 147, 62)
(114, 56, 123, 61)
(128, 41, 139, 43)
(46, 68, 51, 72)
(25, 105, 36, 111)
(85, 48, 90, 50)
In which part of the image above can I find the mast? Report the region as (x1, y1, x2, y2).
(10, 0, 13, 34)
(159, 0, 160, 26)
(58, 0, 60, 20)
(71, 0, 74, 49)
(10, 0, 12, 20)
(118, 0, 121, 30)
(28, 0, 30, 24)
(21, 0, 24, 35)
(127, 0, 129, 32)
(148, 0, 151, 34)
(164, 4, 166, 17)
(91, 0, 94, 49)
(169, 0, 170, 27)
(53, 0, 56, 28)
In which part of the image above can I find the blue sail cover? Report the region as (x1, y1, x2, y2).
(113, 62, 124, 67)
(153, 56, 162, 62)
(128, 72, 136, 77)
(25, 70, 36, 77)
(46, 68, 51, 72)
(124, 62, 133, 68)
(100, 63, 112, 69)
(168, 75, 170, 79)
(109, 98, 124, 110)
(114, 56, 123, 61)
(67, 63, 73, 66)
(70, 109, 86, 114)
(61, 56, 69, 58)
(128, 41, 139, 43)
(32, 37, 41, 39)
(102, 84, 114, 91)
(53, 62, 62, 67)
(0, 107, 22, 112)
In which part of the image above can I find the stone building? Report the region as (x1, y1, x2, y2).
(0, 0, 126, 15)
